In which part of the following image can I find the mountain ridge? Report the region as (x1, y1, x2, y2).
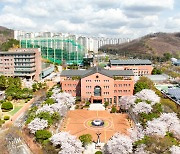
(99, 32, 180, 59)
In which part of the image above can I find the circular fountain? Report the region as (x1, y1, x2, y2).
(91, 119, 104, 127)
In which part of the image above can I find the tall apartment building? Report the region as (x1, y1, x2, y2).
(0, 48, 41, 81)
(97, 37, 131, 49)
(60, 66, 134, 106)
(109, 59, 153, 76)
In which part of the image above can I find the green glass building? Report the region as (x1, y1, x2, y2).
(20, 37, 86, 65)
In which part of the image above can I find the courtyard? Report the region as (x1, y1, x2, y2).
(61, 110, 131, 142)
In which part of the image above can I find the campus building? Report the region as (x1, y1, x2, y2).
(0, 48, 42, 81)
(60, 67, 134, 106)
(109, 59, 153, 76)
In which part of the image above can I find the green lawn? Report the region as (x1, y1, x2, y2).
(8, 106, 23, 116)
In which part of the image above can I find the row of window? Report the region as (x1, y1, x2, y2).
(2, 59, 13, 61)
(64, 90, 76, 93)
(3, 63, 13, 66)
(114, 84, 131, 87)
(114, 90, 131, 93)
(14, 54, 33, 57)
(15, 59, 32, 62)
(64, 84, 77, 87)
(15, 63, 34, 66)
(86, 80, 110, 82)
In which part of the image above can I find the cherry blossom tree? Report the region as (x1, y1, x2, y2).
(135, 89, 160, 105)
(134, 144, 149, 154)
(50, 103, 67, 117)
(133, 102, 152, 115)
(50, 132, 84, 154)
(119, 96, 137, 110)
(51, 92, 75, 108)
(28, 118, 48, 134)
(145, 118, 168, 137)
(169, 145, 180, 154)
(158, 113, 180, 139)
(52, 88, 60, 95)
(128, 123, 145, 142)
(36, 104, 54, 115)
(106, 133, 133, 154)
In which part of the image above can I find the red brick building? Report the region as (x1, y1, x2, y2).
(109, 59, 153, 76)
(60, 67, 134, 106)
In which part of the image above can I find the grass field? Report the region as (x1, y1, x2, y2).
(8, 106, 23, 116)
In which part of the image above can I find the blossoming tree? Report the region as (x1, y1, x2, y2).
(28, 118, 48, 134)
(106, 133, 133, 154)
(50, 132, 84, 154)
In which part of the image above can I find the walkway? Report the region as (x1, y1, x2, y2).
(89, 104, 105, 111)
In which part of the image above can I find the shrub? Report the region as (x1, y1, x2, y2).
(95, 151, 102, 154)
(1, 101, 13, 111)
(79, 134, 92, 146)
(75, 105, 79, 109)
(111, 106, 117, 113)
(85, 101, 91, 107)
(35, 130, 52, 143)
(4, 115, 10, 120)
(104, 102, 109, 108)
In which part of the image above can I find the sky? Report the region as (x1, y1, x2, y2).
(0, 0, 180, 39)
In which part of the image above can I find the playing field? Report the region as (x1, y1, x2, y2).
(60, 110, 130, 142)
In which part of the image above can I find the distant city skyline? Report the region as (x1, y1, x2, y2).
(0, 0, 180, 39)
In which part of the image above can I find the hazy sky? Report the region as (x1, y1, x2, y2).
(0, 0, 179, 38)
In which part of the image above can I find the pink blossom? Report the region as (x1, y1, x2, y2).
(28, 118, 48, 134)
(133, 102, 152, 115)
(106, 133, 133, 154)
(50, 132, 84, 154)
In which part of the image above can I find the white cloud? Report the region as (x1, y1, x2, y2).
(0, 14, 36, 30)
(0, 0, 21, 3)
(130, 15, 159, 28)
(123, 0, 174, 11)
(166, 16, 180, 29)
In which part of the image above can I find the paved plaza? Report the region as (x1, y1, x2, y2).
(61, 110, 130, 142)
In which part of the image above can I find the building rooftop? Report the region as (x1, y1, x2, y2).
(145, 74, 169, 81)
(61, 66, 134, 78)
(168, 88, 180, 100)
(110, 59, 152, 65)
(0, 48, 39, 54)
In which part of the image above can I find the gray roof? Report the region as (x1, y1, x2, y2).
(110, 59, 152, 65)
(61, 66, 134, 78)
(145, 74, 168, 81)
(168, 88, 180, 100)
